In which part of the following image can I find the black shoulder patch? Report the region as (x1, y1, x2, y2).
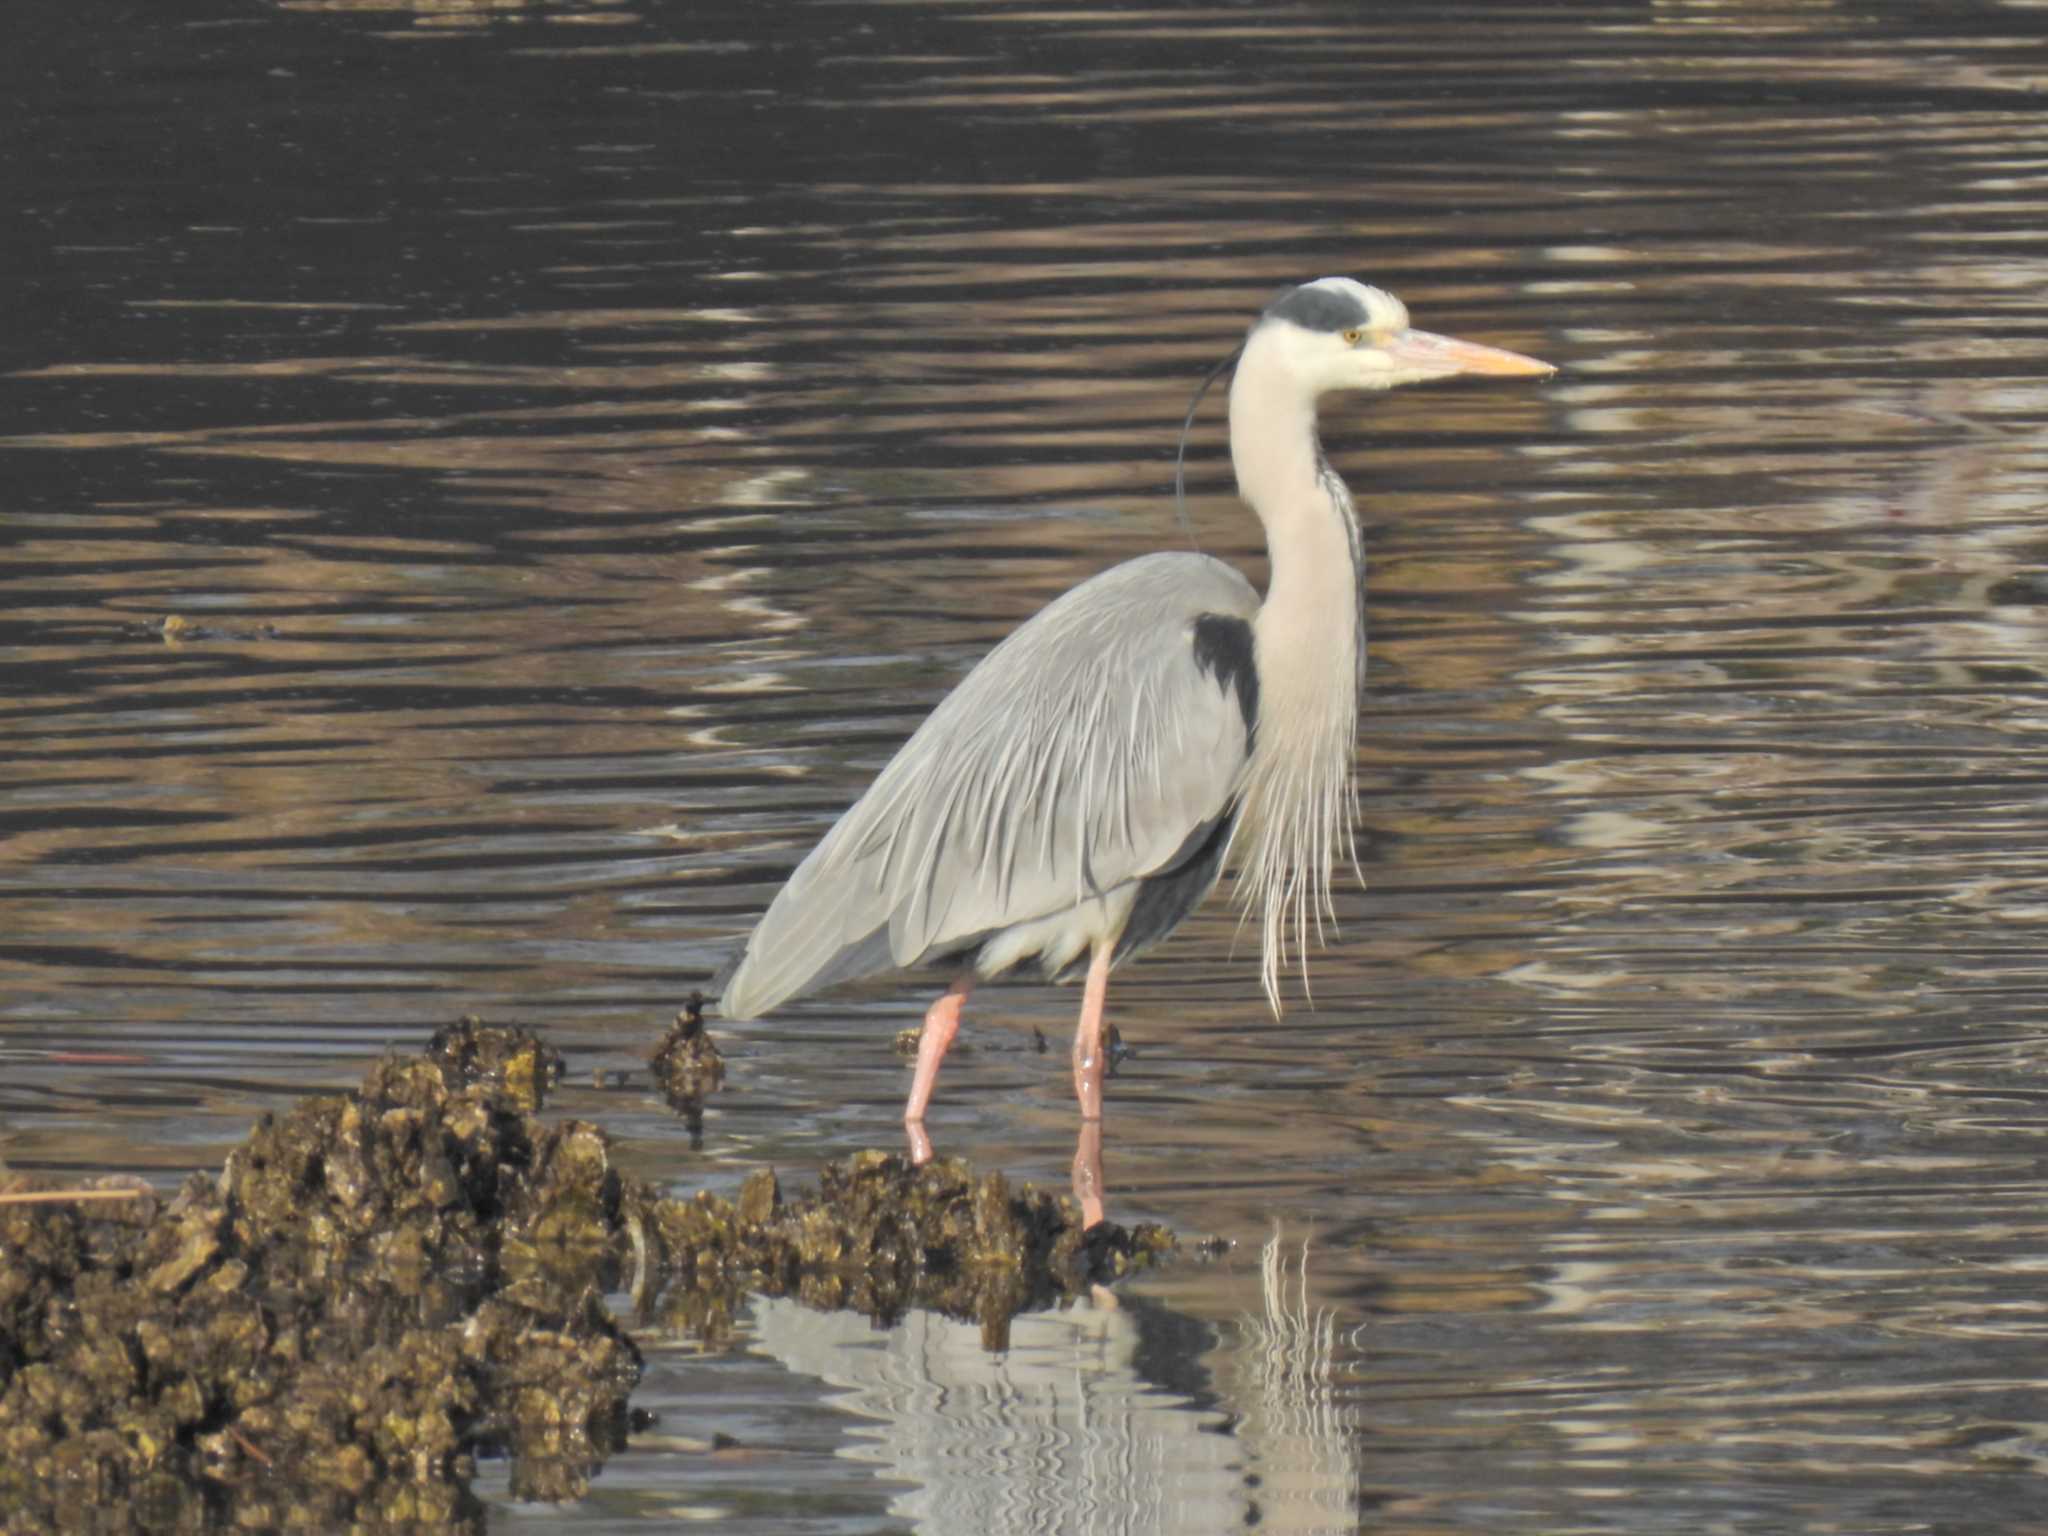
(1262, 282, 1368, 334)
(1191, 612, 1258, 741)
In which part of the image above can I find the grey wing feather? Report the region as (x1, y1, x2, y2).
(718, 550, 1258, 1019)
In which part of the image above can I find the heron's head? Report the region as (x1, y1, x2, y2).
(1253, 277, 1553, 396)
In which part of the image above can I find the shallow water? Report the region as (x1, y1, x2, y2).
(10, 0, 2048, 1529)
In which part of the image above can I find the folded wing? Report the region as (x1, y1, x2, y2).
(718, 551, 1259, 1019)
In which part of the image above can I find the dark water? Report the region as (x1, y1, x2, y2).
(10, 0, 2048, 1529)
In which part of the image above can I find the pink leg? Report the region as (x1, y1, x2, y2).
(1071, 1118, 1106, 1230)
(1071, 943, 1113, 1122)
(904, 974, 971, 1165)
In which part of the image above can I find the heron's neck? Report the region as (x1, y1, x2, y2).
(1228, 355, 1365, 679)
(1225, 347, 1365, 1013)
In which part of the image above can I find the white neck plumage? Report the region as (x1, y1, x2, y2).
(1225, 328, 1366, 1013)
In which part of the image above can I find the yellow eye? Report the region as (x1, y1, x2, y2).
(1341, 328, 1364, 345)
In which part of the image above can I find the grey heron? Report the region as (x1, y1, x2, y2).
(717, 278, 1551, 1209)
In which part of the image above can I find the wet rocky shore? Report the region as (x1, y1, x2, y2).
(0, 1019, 1173, 1533)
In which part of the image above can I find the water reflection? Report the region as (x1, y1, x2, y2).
(746, 1231, 1356, 1535)
(749, 1294, 1242, 1533)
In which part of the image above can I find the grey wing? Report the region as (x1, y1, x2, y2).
(717, 550, 1259, 1019)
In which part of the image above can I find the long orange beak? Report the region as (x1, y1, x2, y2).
(1384, 328, 1555, 378)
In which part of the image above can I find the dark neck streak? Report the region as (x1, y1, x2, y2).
(1311, 436, 1368, 692)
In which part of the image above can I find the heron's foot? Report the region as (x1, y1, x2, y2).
(904, 1116, 935, 1167)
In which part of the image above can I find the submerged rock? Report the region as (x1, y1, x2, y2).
(0, 1020, 1174, 1528)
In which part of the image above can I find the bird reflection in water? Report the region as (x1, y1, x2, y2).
(745, 1228, 1357, 1533)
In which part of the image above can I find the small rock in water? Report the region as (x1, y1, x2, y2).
(650, 993, 726, 1113)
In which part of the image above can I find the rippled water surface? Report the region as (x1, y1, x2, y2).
(11, 0, 2048, 1529)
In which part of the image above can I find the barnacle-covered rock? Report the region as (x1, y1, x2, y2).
(0, 1015, 1175, 1531)
(0, 1020, 633, 1534)
(631, 1145, 1175, 1351)
(425, 1014, 563, 1112)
